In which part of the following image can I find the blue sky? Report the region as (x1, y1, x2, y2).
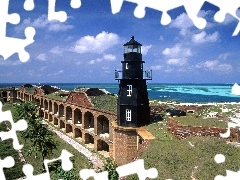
(1, 0, 240, 83)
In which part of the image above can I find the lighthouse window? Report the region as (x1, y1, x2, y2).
(127, 85, 132, 96)
(126, 63, 129, 69)
(126, 109, 131, 121)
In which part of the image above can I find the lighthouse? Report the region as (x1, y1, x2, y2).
(115, 36, 152, 127)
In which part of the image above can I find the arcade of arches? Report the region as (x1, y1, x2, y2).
(11, 88, 155, 166)
(17, 90, 115, 158)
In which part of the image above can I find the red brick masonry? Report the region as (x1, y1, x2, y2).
(167, 117, 240, 142)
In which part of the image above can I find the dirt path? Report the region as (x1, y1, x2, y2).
(47, 124, 104, 171)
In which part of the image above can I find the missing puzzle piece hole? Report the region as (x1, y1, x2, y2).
(24, 0, 35, 11)
(70, 0, 81, 9)
(22, 164, 34, 177)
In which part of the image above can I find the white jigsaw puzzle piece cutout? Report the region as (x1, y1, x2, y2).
(48, 0, 82, 22)
(206, 0, 240, 36)
(0, 156, 15, 180)
(24, 0, 35, 11)
(220, 122, 240, 138)
(22, 149, 73, 180)
(110, 0, 240, 36)
(79, 159, 158, 180)
(0, 102, 28, 150)
(110, 0, 206, 27)
(0, 0, 36, 62)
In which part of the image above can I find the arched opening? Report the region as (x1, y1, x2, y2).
(74, 128, 82, 141)
(54, 117, 58, 126)
(66, 124, 73, 136)
(84, 111, 94, 130)
(44, 99, 48, 110)
(49, 114, 53, 122)
(40, 98, 44, 109)
(54, 102, 58, 116)
(60, 120, 65, 130)
(97, 140, 110, 157)
(97, 115, 109, 136)
(59, 104, 64, 119)
(2, 91, 7, 102)
(84, 133, 94, 149)
(73, 108, 82, 126)
(24, 94, 28, 101)
(49, 100, 53, 113)
(66, 106, 72, 123)
(44, 112, 48, 121)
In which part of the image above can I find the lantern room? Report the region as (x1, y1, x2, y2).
(124, 36, 142, 54)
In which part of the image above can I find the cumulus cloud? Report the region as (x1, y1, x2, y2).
(88, 54, 116, 65)
(142, 45, 152, 55)
(191, 31, 219, 43)
(162, 43, 192, 58)
(150, 65, 162, 70)
(170, 13, 194, 36)
(196, 60, 232, 72)
(103, 54, 116, 61)
(167, 58, 187, 66)
(36, 53, 47, 61)
(15, 15, 73, 32)
(71, 31, 120, 54)
(49, 46, 64, 55)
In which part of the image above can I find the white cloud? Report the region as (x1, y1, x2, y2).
(102, 67, 109, 70)
(49, 46, 64, 55)
(196, 60, 232, 72)
(36, 53, 47, 61)
(47, 70, 64, 76)
(15, 15, 73, 33)
(218, 53, 230, 60)
(142, 45, 152, 55)
(167, 58, 187, 66)
(170, 13, 194, 36)
(88, 60, 96, 65)
(75, 61, 81, 65)
(191, 31, 219, 43)
(71, 31, 120, 54)
(162, 43, 192, 58)
(159, 35, 164, 41)
(103, 54, 116, 61)
(88, 58, 102, 65)
(150, 65, 162, 70)
(39, 66, 47, 71)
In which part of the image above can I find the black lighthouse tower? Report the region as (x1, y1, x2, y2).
(115, 36, 152, 127)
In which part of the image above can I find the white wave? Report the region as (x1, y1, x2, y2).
(232, 83, 240, 96)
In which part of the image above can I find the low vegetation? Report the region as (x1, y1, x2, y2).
(175, 115, 228, 128)
(2, 102, 92, 179)
(90, 94, 118, 113)
(139, 118, 240, 180)
(45, 92, 65, 101)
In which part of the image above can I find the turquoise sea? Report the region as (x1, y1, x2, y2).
(1, 83, 240, 103)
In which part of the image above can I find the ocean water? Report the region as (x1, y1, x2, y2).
(1, 83, 240, 103)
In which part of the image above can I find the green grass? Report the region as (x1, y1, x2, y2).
(137, 119, 240, 180)
(0, 121, 24, 180)
(90, 94, 117, 113)
(2, 103, 92, 179)
(45, 93, 65, 101)
(175, 115, 228, 128)
(25, 87, 36, 94)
